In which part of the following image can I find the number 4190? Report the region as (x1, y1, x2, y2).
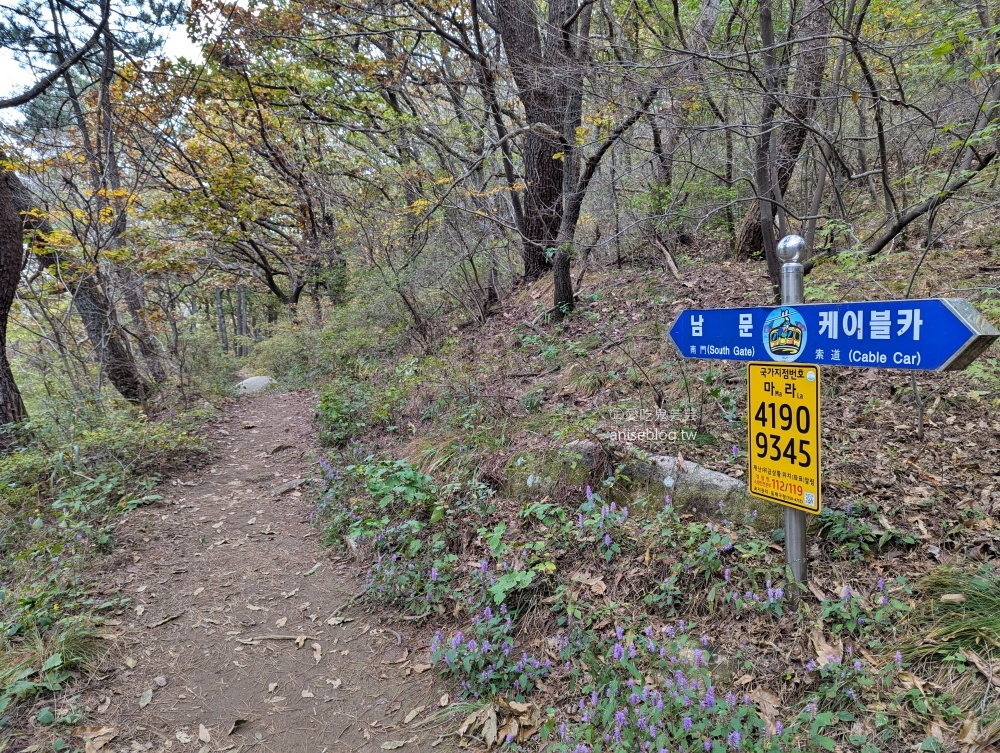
(753, 401, 810, 433)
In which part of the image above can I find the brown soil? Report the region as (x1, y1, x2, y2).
(81, 391, 458, 753)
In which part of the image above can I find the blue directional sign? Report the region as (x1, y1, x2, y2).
(669, 298, 999, 371)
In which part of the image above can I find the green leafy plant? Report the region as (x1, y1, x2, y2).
(577, 486, 626, 562)
(315, 380, 370, 446)
(550, 623, 783, 752)
(431, 603, 550, 700)
(816, 501, 916, 560)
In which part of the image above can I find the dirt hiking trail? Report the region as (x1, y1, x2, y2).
(85, 391, 457, 753)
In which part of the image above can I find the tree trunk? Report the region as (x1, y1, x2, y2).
(120, 269, 167, 384)
(0, 169, 28, 448)
(736, 0, 832, 263)
(69, 269, 150, 406)
(44, 31, 153, 405)
(552, 84, 659, 313)
(215, 289, 229, 353)
(493, 0, 578, 281)
(237, 286, 248, 357)
(7, 167, 151, 406)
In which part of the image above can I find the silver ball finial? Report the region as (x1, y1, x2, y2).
(776, 234, 807, 263)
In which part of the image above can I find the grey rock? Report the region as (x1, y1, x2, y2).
(271, 478, 307, 496)
(500, 437, 782, 528)
(504, 440, 604, 500)
(235, 376, 276, 394)
(245, 472, 276, 484)
(628, 451, 781, 528)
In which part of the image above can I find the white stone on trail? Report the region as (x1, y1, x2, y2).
(235, 376, 276, 394)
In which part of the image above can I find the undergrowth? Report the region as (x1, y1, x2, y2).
(314, 439, 954, 752)
(0, 397, 205, 732)
(303, 265, 1000, 752)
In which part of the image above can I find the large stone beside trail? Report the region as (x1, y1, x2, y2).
(504, 440, 600, 500)
(628, 449, 782, 528)
(632, 453, 744, 505)
(235, 376, 276, 394)
(502, 439, 782, 528)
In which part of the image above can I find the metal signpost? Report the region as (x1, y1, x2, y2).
(668, 234, 1000, 592)
(772, 235, 810, 586)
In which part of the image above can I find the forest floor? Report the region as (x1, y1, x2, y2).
(8, 244, 1000, 753)
(65, 392, 457, 753)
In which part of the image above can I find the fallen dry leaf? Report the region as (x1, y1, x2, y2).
(72, 726, 118, 753)
(807, 580, 826, 602)
(198, 724, 211, 743)
(439, 694, 449, 707)
(268, 682, 278, 693)
(482, 706, 499, 748)
(898, 671, 929, 694)
(275, 617, 287, 628)
(498, 718, 518, 747)
(175, 731, 193, 744)
(312, 642, 323, 664)
(962, 649, 1000, 688)
(295, 635, 307, 648)
(411, 663, 431, 674)
(326, 678, 342, 688)
(404, 705, 425, 724)
(940, 593, 968, 603)
(750, 689, 781, 734)
(458, 708, 487, 737)
(138, 689, 153, 708)
(504, 700, 532, 716)
(809, 628, 844, 668)
(227, 718, 251, 735)
(301, 689, 315, 698)
(959, 713, 980, 744)
(926, 719, 945, 742)
(380, 741, 407, 750)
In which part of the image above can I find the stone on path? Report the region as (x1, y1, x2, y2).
(234, 376, 276, 394)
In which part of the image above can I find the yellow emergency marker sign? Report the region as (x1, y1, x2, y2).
(747, 362, 821, 514)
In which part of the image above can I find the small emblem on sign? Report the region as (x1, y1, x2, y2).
(763, 307, 808, 362)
